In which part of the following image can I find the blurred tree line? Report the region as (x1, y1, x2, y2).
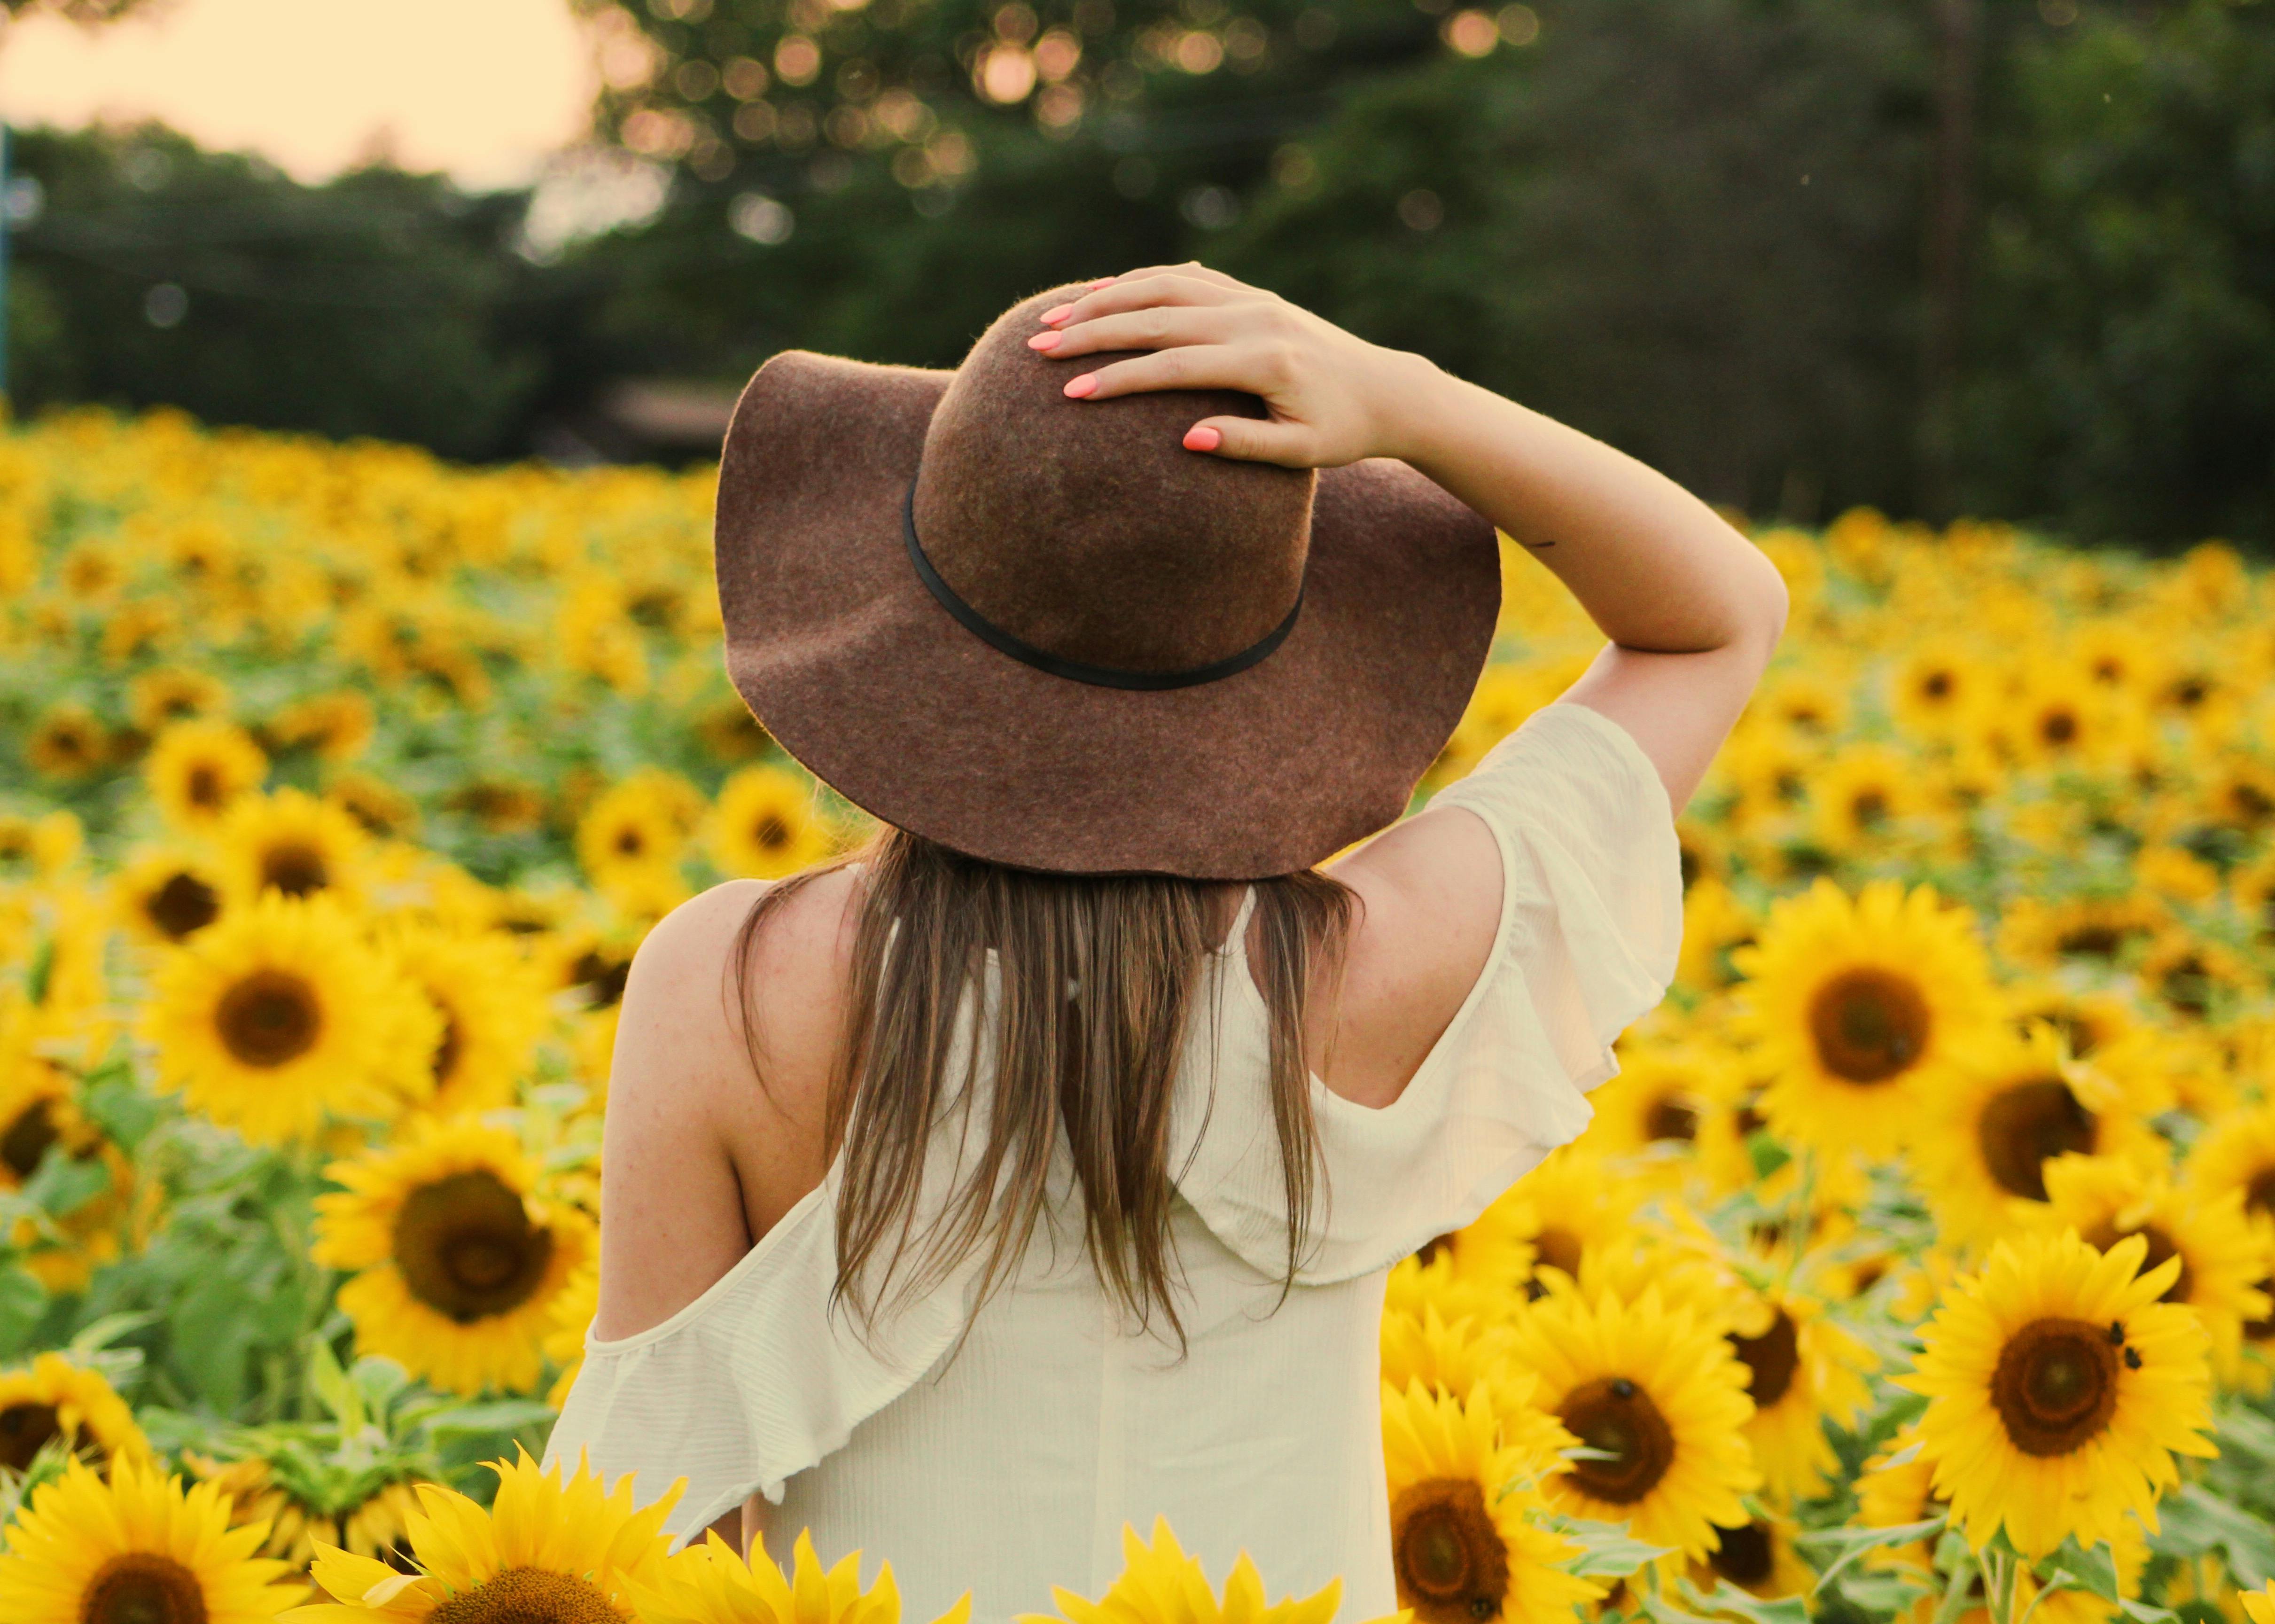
(3, 0, 2269, 547)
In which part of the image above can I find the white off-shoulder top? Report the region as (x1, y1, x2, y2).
(545, 700, 1682, 1622)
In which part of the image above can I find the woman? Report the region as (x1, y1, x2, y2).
(546, 265, 1787, 1618)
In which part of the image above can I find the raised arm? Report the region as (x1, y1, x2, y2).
(1032, 265, 1784, 1106)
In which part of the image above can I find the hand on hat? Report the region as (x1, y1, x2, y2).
(1024, 263, 1442, 471)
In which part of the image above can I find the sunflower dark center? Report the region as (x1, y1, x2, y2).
(1644, 1094, 1698, 1143)
(754, 813, 792, 851)
(2245, 1279, 2274, 1343)
(81, 1552, 207, 1624)
(259, 842, 329, 897)
(613, 827, 645, 857)
(394, 1172, 553, 1323)
(1710, 1522, 1776, 1588)
(2083, 1222, 2190, 1304)
(1923, 671, 1953, 699)
(0, 1101, 60, 1182)
(1530, 1226, 1583, 1292)
(1390, 1478, 1508, 1624)
(215, 969, 322, 1068)
(1729, 1311, 1801, 1409)
(427, 1569, 624, 1624)
(2041, 709, 2078, 745)
(1851, 790, 1890, 826)
(146, 872, 221, 940)
(2057, 925, 2124, 960)
(433, 1015, 465, 1089)
(1977, 1078, 2096, 1201)
(1990, 1316, 2119, 1457)
(1558, 1376, 1677, 1504)
(1807, 969, 1930, 1084)
(570, 952, 631, 1010)
(2245, 1171, 2275, 1223)
(0, 1402, 61, 1471)
(1413, 1233, 1456, 1269)
(186, 765, 222, 809)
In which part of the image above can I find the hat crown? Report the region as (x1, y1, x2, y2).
(911, 287, 1316, 674)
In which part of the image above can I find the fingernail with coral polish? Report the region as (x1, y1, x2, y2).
(1039, 304, 1073, 325)
(1028, 331, 1061, 351)
(1064, 375, 1098, 398)
(1184, 425, 1222, 452)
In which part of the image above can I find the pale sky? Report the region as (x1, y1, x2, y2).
(0, 0, 600, 188)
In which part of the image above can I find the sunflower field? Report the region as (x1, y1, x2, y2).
(1, 403, 2274, 1624)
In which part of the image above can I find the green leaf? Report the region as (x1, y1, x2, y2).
(1674, 1577, 1809, 1624)
(20, 1148, 110, 1219)
(1747, 1132, 1792, 1179)
(2039, 1538, 2119, 1604)
(23, 937, 54, 1007)
(2147, 1484, 2275, 1588)
(1543, 1515, 1679, 1579)
(68, 1311, 156, 1356)
(1800, 1516, 1948, 1594)
(413, 1399, 560, 1441)
(0, 1268, 47, 1359)
(2114, 1600, 2179, 1624)
(79, 1070, 162, 1154)
(305, 1338, 365, 1434)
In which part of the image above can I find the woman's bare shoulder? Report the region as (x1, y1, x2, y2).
(598, 870, 857, 1325)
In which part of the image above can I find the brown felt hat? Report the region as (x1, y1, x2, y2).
(713, 282, 1501, 879)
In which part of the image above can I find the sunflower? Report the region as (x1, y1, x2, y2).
(1505, 1287, 1759, 1561)
(128, 666, 231, 734)
(1576, 1041, 1742, 1179)
(313, 1116, 594, 1396)
(2244, 1585, 2274, 1624)
(147, 718, 269, 830)
(2026, 1153, 2272, 1362)
(0, 1453, 300, 1623)
(0, 1042, 135, 1291)
(1402, 1180, 1542, 1312)
(1496, 1149, 1642, 1300)
(1723, 1284, 1878, 1505)
(1807, 743, 1922, 857)
(264, 692, 375, 763)
(325, 773, 419, 841)
(1888, 636, 1988, 742)
(216, 789, 374, 909)
(289, 1450, 677, 1623)
(1379, 1379, 1600, 1624)
(0, 1352, 146, 1474)
(1689, 1512, 1814, 1603)
(632, 1526, 972, 1624)
(114, 845, 227, 945)
(575, 770, 703, 896)
(2136, 931, 2257, 1025)
(1731, 878, 1999, 1157)
(142, 892, 438, 1143)
(26, 704, 108, 780)
(0, 809, 84, 880)
(1018, 1515, 1344, 1624)
(1854, 1425, 1940, 1575)
(1900, 1229, 2215, 1559)
(379, 923, 550, 1117)
(1994, 893, 2171, 975)
(1912, 1023, 2169, 1250)
(1381, 1303, 1519, 1405)
(709, 765, 836, 879)
(194, 1454, 422, 1572)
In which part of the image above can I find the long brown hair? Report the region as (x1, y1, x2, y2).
(730, 825, 1356, 1344)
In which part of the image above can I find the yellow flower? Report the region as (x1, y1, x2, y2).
(1912, 1023, 2169, 1250)
(313, 1116, 594, 1396)
(709, 765, 836, 878)
(1723, 1284, 1878, 1505)
(128, 665, 231, 734)
(1379, 1379, 1599, 1624)
(0, 1452, 301, 1623)
(1901, 1229, 2216, 1559)
(1380, 1303, 1518, 1405)
(1731, 878, 1999, 1157)
(114, 845, 228, 945)
(141, 893, 439, 1143)
(544, 1263, 599, 1409)
(1688, 1512, 1815, 1603)
(1807, 742, 1922, 856)
(193, 1454, 423, 1572)
(147, 718, 268, 829)
(0, 1351, 147, 1474)
(27, 704, 109, 779)
(1019, 1516, 1346, 1624)
(631, 1526, 972, 1624)
(379, 922, 550, 1118)
(1505, 1287, 1759, 1561)
(577, 769, 702, 905)
(265, 691, 375, 762)
(2241, 1584, 2274, 1624)
(2027, 1153, 2272, 1363)
(288, 1450, 677, 1622)
(216, 788, 374, 909)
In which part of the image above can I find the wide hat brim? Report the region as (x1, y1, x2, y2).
(714, 349, 1501, 879)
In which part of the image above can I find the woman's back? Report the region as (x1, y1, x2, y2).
(548, 703, 1691, 1617)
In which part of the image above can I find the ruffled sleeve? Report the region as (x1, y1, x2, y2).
(541, 1160, 986, 1547)
(1170, 700, 1682, 1285)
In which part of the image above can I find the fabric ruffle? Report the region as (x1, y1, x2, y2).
(1169, 700, 1683, 1284)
